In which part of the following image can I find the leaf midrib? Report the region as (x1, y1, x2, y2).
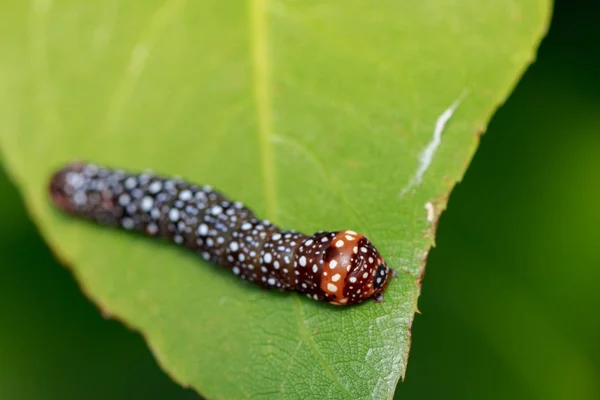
(250, 0, 277, 221)
(249, 2, 353, 397)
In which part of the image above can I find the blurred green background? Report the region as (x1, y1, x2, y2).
(1, 0, 598, 399)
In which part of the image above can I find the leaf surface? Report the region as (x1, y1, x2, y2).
(0, 1, 550, 398)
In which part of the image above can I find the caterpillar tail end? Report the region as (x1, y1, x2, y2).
(49, 162, 86, 215)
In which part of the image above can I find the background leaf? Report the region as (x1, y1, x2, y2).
(0, 1, 550, 399)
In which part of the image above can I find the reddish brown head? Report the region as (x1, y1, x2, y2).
(319, 230, 393, 305)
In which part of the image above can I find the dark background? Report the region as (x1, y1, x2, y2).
(1, 0, 598, 398)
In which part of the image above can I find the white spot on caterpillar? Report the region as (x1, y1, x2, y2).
(140, 196, 154, 212)
(148, 181, 162, 194)
(124, 176, 137, 189)
(327, 283, 338, 292)
(349, 277, 357, 283)
(66, 173, 85, 188)
(335, 240, 344, 248)
(168, 209, 180, 221)
(122, 218, 134, 230)
(264, 253, 272, 263)
(229, 241, 239, 251)
(73, 191, 87, 205)
(147, 223, 158, 235)
(118, 194, 131, 206)
(299, 256, 307, 267)
(329, 260, 337, 269)
(331, 273, 341, 282)
(197, 223, 208, 235)
(179, 190, 192, 201)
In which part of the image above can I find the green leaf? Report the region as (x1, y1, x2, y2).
(0, 1, 550, 399)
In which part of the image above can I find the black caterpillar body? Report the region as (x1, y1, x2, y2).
(49, 162, 394, 305)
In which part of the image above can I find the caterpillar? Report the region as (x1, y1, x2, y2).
(49, 162, 394, 305)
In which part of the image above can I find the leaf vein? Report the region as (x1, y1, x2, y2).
(250, 0, 277, 220)
(294, 297, 353, 399)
